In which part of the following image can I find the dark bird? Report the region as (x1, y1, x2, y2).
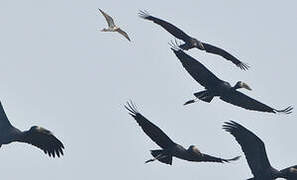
(223, 121, 297, 180)
(99, 8, 131, 41)
(139, 10, 249, 70)
(125, 101, 240, 165)
(0, 101, 64, 157)
(170, 43, 292, 114)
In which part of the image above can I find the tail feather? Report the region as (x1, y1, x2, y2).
(194, 91, 214, 103)
(146, 150, 172, 165)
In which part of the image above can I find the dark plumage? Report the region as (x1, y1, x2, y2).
(223, 121, 297, 180)
(0, 101, 64, 157)
(125, 101, 240, 165)
(139, 10, 249, 70)
(170, 43, 292, 114)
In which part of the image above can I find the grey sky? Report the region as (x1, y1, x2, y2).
(0, 0, 296, 179)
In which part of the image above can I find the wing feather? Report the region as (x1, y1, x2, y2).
(116, 28, 131, 41)
(220, 91, 293, 114)
(223, 121, 271, 177)
(201, 43, 249, 70)
(0, 101, 12, 129)
(125, 101, 175, 149)
(139, 11, 191, 42)
(170, 47, 222, 89)
(22, 126, 64, 158)
(99, 9, 115, 28)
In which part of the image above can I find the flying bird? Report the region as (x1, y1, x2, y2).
(223, 121, 297, 180)
(99, 8, 131, 41)
(125, 101, 240, 165)
(0, 101, 64, 157)
(139, 10, 249, 70)
(170, 43, 292, 114)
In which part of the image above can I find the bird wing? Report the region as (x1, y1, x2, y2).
(201, 42, 249, 70)
(171, 46, 223, 89)
(125, 101, 176, 149)
(220, 90, 293, 114)
(199, 153, 240, 163)
(138, 10, 192, 42)
(0, 101, 12, 129)
(223, 121, 271, 177)
(99, 8, 116, 28)
(21, 126, 64, 157)
(116, 28, 131, 41)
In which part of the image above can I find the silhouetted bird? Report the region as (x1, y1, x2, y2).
(139, 10, 248, 70)
(99, 8, 131, 41)
(170, 43, 292, 114)
(223, 121, 297, 180)
(125, 101, 240, 165)
(0, 101, 64, 157)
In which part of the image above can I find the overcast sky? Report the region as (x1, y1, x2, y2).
(0, 0, 296, 179)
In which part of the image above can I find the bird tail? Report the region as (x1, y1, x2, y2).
(145, 150, 172, 165)
(179, 43, 193, 50)
(194, 91, 214, 103)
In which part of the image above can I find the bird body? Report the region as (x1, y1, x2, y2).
(224, 121, 297, 180)
(99, 9, 131, 41)
(139, 10, 248, 70)
(0, 101, 64, 157)
(170, 44, 292, 114)
(125, 101, 240, 165)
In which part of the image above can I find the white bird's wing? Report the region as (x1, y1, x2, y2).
(116, 28, 131, 41)
(99, 8, 116, 28)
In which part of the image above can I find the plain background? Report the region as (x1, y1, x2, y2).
(0, 0, 296, 179)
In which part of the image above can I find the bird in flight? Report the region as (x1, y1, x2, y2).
(99, 8, 131, 41)
(139, 10, 249, 70)
(125, 101, 240, 165)
(223, 121, 297, 180)
(170, 42, 292, 114)
(0, 101, 64, 157)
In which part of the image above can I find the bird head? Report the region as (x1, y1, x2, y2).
(289, 167, 297, 173)
(188, 145, 202, 155)
(234, 81, 252, 91)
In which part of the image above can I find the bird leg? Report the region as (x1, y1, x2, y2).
(184, 98, 199, 105)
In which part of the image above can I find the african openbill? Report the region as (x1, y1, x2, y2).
(170, 43, 292, 114)
(125, 101, 240, 165)
(0, 101, 64, 157)
(139, 10, 248, 70)
(223, 121, 297, 180)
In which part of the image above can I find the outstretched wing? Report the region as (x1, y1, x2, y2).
(223, 121, 271, 177)
(201, 42, 249, 70)
(200, 153, 240, 163)
(139, 10, 192, 42)
(116, 28, 131, 41)
(125, 101, 176, 149)
(220, 90, 293, 114)
(21, 126, 64, 158)
(0, 101, 12, 129)
(170, 45, 223, 89)
(99, 8, 116, 28)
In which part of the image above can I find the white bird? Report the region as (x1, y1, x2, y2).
(98, 8, 131, 41)
(0, 101, 64, 158)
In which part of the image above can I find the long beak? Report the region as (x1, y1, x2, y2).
(242, 82, 252, 91)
